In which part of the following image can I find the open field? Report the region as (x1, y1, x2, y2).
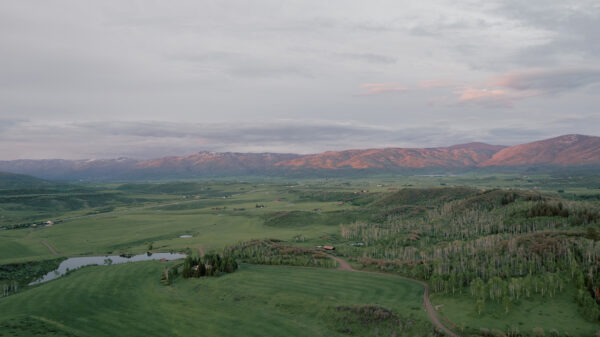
(1, 174, 600, 336)
(431, 287, 599, 336)
(0, 262, 432, 337)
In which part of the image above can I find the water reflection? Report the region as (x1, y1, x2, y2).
(30, 252, 186, 285)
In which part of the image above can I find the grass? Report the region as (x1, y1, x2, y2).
(2, 175, 600, 334)
(431, 289, 600, 336)
(0, 261, 431, 337)
(0, 185, 360, 263)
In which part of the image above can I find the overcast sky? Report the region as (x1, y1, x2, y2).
(1, 0, 599, 159)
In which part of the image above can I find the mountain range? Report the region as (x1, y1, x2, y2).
(1, 134, 598, 180)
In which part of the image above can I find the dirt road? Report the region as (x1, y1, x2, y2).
(329, 256, 459, 337)
(40, 240, 59, 255)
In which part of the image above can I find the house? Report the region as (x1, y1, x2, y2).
(45, 221, 54, 226)
(323, 245, 335, 250)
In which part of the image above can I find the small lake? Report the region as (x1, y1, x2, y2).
(29, 252, 186, 285)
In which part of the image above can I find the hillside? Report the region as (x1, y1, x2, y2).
(135, 152, 301, 174)
(480, 134, 600, 167)
(0, 172, 53, 189)
(275, 143, 505, 170)
(0, 135, 598, 180)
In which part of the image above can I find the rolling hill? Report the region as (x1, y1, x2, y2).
(0, 172, 54, 189)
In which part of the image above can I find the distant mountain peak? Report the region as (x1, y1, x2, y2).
(479, 134, 600, 167)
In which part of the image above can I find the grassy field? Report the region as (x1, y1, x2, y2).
(2, 174, 600, 336)
(431, 288, 599, 336)
(0, 262, 432, 337)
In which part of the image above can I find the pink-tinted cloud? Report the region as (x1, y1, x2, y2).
(487, 68, 600, 93)
(449, 67, 600, 108)
(360, 83, 408, 94)
(454, 87, 514, 107)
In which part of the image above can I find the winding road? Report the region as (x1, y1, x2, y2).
(329, 256, 460, 337)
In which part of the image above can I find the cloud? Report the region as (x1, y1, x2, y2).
(449, 67, 600, 107)
(2, 119, 598, 160)
(419, 79, 452, 89)
(455, 87, 514, 107)
(336, 52, 396, 64)
(360, 83, 408, 95)
(494, 0, 600, 66)
(171, 51, 313, 79)
(489, 68, 600, 93)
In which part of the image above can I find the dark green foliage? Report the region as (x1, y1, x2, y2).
(526, 201, 570, 218)
(180, 254, 238, 279)
(524, 201, 599, 226)
(333, 305, 438, 337)
(0, 258, 65, 286)
(371, 206, 427, 223)
(263, 210, 371, 227)
(1, 258, 65, 297)
(586, 227, 600, 241)
(373, 187, 478, 207)
(225, 239, 337, 268)
(576, 287, 600, 321)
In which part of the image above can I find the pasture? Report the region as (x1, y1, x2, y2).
(0, 262, 431, 337)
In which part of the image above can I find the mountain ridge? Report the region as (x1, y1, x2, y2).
(0, 134, 598, 180)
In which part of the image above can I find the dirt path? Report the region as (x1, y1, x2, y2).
(196, 246, 205, 257)
(40, 240, 59, 255)
(329, 256, 459, 337)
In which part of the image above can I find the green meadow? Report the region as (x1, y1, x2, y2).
(0, 262, 430, 337)
(1, 174, 600, 336)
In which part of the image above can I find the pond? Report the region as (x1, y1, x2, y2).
(29, 252, 186, 285)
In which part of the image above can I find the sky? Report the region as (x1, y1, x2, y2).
(1, 0, 599, 160)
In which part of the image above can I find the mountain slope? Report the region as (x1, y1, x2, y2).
(275, 143, 505, 170)
(480, 134, 600, 167)
(134, 152, 302, 175)
(0, 135, 597, 180)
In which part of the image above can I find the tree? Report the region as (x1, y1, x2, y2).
(182, 256, 193, 278)
(502, 295, 511, 314)
(475, 299, 485, 316)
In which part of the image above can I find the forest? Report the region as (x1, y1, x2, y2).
(336, 188, 600, 323)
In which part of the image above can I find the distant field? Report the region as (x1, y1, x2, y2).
(3, 174, 599, 264)
(0, 262, 432, 337)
